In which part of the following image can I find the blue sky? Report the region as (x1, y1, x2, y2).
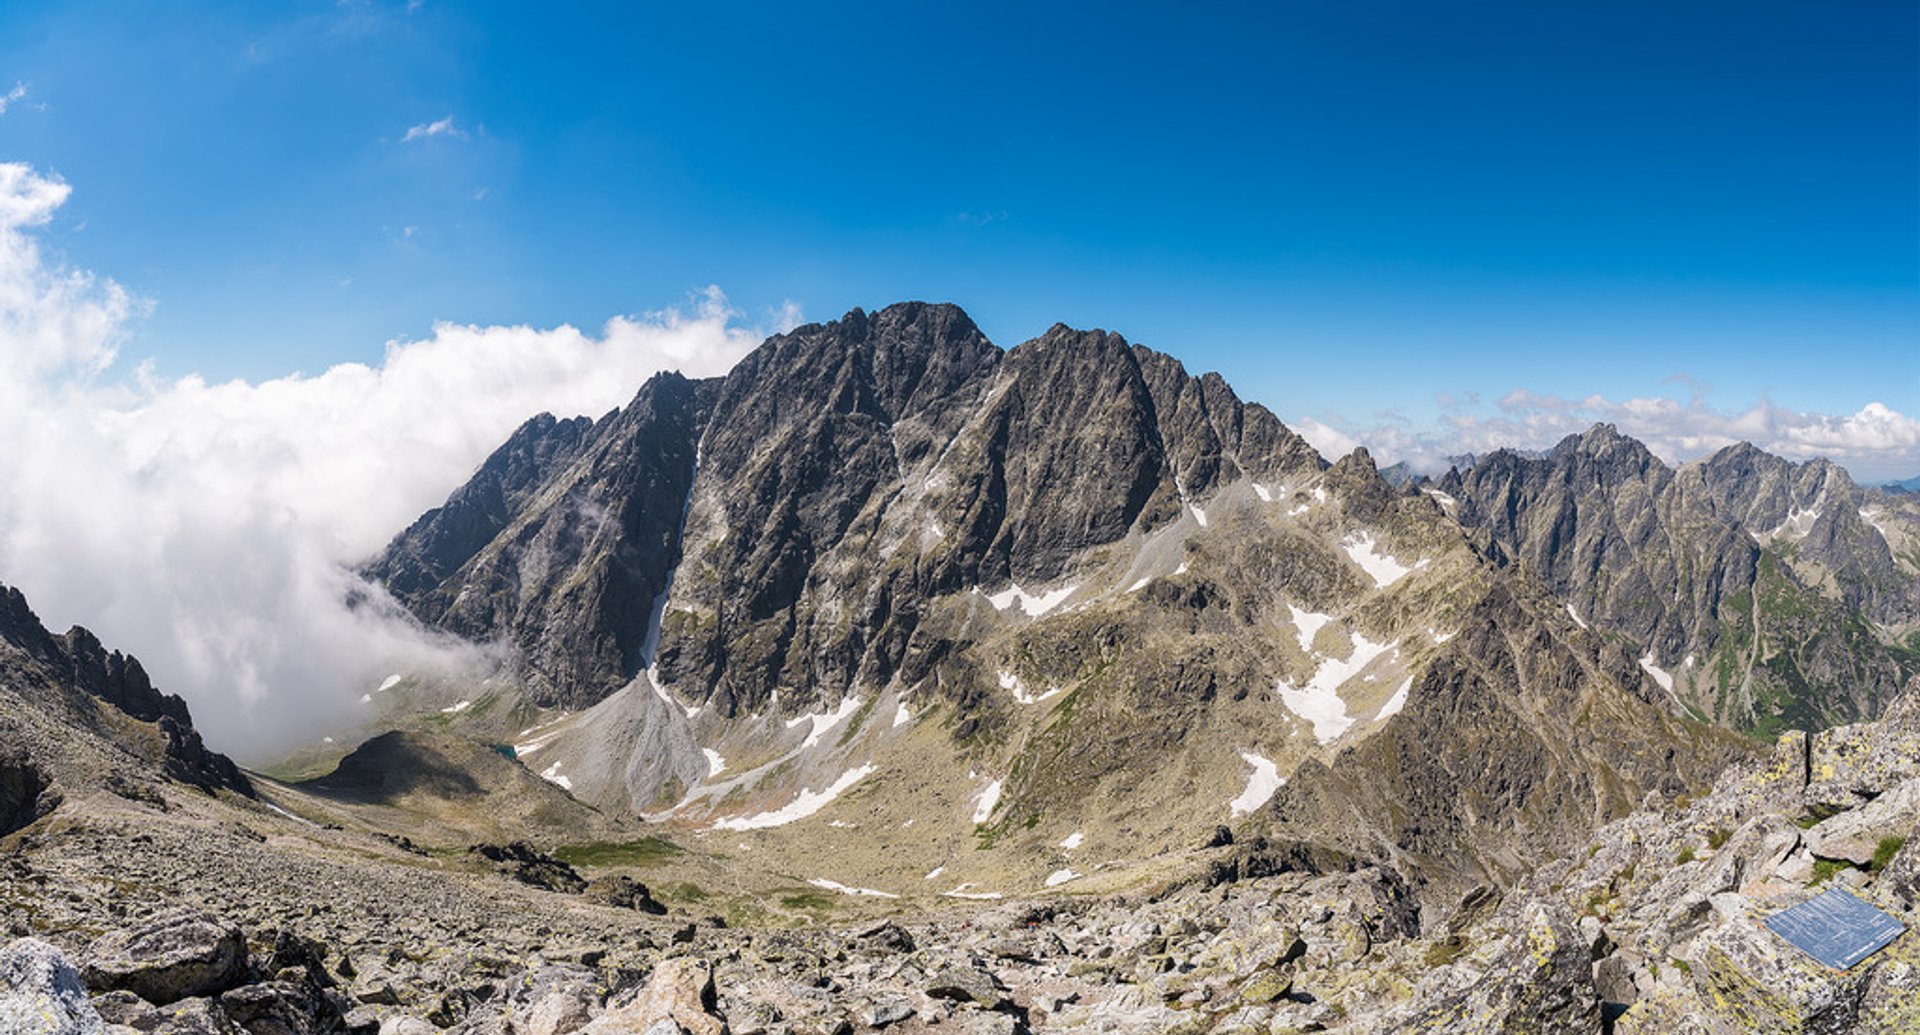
(0, 0, 1915, 476)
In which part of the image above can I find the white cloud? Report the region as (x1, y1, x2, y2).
(401, 115, 463, 142)
(0, 163, 768, 757)
(1290, 416, 1360, 462)
(1301, 391, 1920, 484)
(0, 83, 27, 118)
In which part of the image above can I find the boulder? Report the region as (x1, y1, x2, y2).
(1685, 893, 1874, 1033)
(585, 876, 667, 915)
(579, 958, 723, 1035)
(506, 963, 600, 1035)
(1805, 778, 1920, 866)
(465, 843, 586, 894)
(854, 922, 914, 954)
(82, 913, 247, 1005)
(0, 938, 105, 1035)
(1400, 904, 1601, 1034)
(924, 966, 1009, 1011)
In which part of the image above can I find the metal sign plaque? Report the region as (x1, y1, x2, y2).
(1763, 886, 1906, 971)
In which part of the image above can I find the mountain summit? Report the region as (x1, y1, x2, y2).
(363, 303, 1762, 906)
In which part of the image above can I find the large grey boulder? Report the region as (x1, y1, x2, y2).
(0, 938, 104, 1035)
(1805, 777, 1920, 866)
(1400, 904, 1601, 1034)
(579, 958, 722, 1035)
(82, 912, 247, 1005)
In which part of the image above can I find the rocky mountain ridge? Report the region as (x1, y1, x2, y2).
(0, 579, 250, 827)
(1438, 424, 1920, 737)
(359, 303, 1749, 915)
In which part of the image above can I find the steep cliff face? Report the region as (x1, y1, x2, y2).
(0, 582, 251, 798)
(1442, 425, 1920, 736)
(369, 373, 715, 708)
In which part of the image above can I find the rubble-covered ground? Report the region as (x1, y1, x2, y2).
(8, 684, 1920, 1035)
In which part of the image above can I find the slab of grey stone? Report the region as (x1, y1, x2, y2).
(1763, 887, 1905, 970)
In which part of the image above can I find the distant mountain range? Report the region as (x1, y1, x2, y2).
(1438, 428, 1920, 737)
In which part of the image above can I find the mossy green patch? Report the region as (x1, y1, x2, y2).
(551, 836, 683, 868)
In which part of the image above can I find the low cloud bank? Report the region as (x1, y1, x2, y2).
(0, 162, 767, 757)
(1294, 390, 1920, 484)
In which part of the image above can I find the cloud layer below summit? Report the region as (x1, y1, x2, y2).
(0, 163, 764, 754)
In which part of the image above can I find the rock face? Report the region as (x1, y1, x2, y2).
(0, 938, 103, 1035)
(367, 373, 715, 709)
(373, 303, 1326, 720)
(1441, 425, 1920, 736)
(0, 580, 250, 801)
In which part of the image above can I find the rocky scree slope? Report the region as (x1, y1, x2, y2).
(1439, 424, 1920, 738)
(5, 683, 1909, 1034)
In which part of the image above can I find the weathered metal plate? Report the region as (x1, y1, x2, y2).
(1764, 886, 1906, 970)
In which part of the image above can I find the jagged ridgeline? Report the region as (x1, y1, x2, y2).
(367, 302, 1883, 901)
(0, 581, 251, 836)
(1438, 426, 1920, 737)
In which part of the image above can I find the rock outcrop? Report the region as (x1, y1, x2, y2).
(0, 580, 250, 802)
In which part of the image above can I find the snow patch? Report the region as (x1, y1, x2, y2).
(260, 800, 320, 829)
(647, 666, 700, 719)
(1422, 488, 1457, 509)
(1639, 654, 1677, 698)
(941, 886, 1005, 901)
(1287, 503, 1309, 517)
(1287, 605, 1332, 654)
(1430, 628, 1455, 644)
(1229, 751, 1284, 816)
(1313, 487, 1327, 503)
(1060, 831, 1085, 850)
(1566, 604, 1588, 629)
(984, 582, 1079, 617)
(893, 702, 913, 728)
(1860, 507, 1895, 543)
(1339, 531, 1423, 588)
(809, 878, 898, 899)
(1253, 483, 1274, 502)
(1127, 575, 1152, 593)
(539, 762, 572, 791)
(440, 700, 471, 714)
(1276, 633, 1395, 744)
(998, 669, 1060, 706)
(359, 694, 372, 704)
(1771, 494, 1827, 541)
(712, 764, 877, 831)
(1377, 677, 1413, 721)
(785, 696, 864, 749)
(376, 674, 402, 693)
(972, 778, 1004, 824)
(1190, 504, 1209, 528)
(1045, 869, 1082, 887)
(703, 748, 727, 777)
(924, 866, 946, 881)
